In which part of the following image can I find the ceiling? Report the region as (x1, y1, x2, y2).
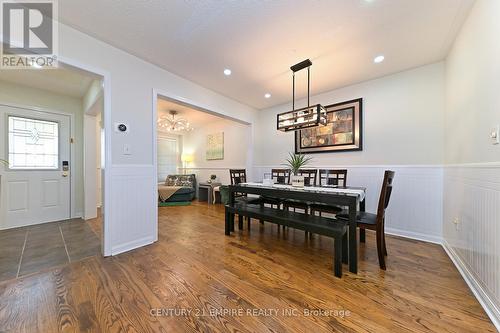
(0, 65, 100, 98)
(59, 0, 474, 109)
(157, 97, 235, 134)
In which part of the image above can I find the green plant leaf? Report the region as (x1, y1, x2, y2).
(282, 152, 313, 174)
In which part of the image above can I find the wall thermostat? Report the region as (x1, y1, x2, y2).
(115, 123, 129, 133)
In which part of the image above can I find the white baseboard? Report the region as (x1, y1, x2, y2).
(442, 240, 500, 331)
(384, 228, 499, 330)
(111, 236, 156, 256)
(73, 212, 83, 219)
(385, 227, 442, 244)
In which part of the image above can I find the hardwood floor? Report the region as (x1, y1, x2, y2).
(0, 201, 496, 332)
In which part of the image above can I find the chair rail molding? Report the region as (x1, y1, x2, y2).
(253, 165, 444, 244)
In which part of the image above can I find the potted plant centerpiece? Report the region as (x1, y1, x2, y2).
(284, 152, 312, 188)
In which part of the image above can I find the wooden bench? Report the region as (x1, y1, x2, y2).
(225, 203, 348, 278)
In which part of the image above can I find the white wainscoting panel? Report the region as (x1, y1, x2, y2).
(253, 165, 443, 243)
(443, 163, 500, 329)
(181, 166, 247, 188)
(109, 165, 157, 255)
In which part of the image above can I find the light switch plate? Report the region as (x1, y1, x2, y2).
(491, 125, 499, 145)
(123, 144, 132, 155)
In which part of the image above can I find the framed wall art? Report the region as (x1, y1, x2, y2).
(206, 132, 224, 160)
(295, 98, 362, 153)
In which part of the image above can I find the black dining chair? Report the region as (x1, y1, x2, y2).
(257, 169, 291, 228)
(271, 169, 291, 185)
(282, 169, 317, 213)
(259, 169, 291, 209)
(229, 169, 260, 229)
(229, 169, 260, 204)
(337, 170, 395, 270)
(310, 169, 348, 216)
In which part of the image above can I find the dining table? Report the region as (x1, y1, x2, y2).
(226, 182, 366, 274)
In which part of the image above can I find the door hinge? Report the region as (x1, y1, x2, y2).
(70, 138, 74, 143)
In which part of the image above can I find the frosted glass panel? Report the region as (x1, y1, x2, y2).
(8, 116, 59, 169)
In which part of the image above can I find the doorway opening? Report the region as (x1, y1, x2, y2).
(0, 62, 106, 282)
(154, 92, 252, 212)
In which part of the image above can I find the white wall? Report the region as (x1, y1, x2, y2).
(84, 114, 98, 219)
(182, 118, 251, 185)
(96, 112, 102, 208)
(444, 2, 500, 165)
(57, 23, 257, 255)
(83, 86, 104, 220)
(443, 0, 500, 328)
(253, 63, 445, 242)
(82, 79, 103, 115)
(254, 62, 445, 166)
(0, 80, 85, 217)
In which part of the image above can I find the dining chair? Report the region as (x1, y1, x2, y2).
(271, 169, 291, 185)
(257, 168, 291, 229)
(229, 169, 261, 203)
(229, 169, 247, 186)
(259, 169, 291, 208)
(310, 169, 348, 216)
(283, 169, 317, 213)
(319, 169, 347, 187)
(229, 169, 260, 229)
(337, 170, 395, 270)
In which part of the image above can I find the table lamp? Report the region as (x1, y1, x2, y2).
(181, 153, 193, 174)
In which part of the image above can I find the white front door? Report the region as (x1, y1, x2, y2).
(0, 105, 71, 229)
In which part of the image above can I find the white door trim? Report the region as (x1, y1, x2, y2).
(151, 90, 159, 243)
(153, 88, 255, 184)
(0, 102, 76, 219)
(57, 55, 112, 257)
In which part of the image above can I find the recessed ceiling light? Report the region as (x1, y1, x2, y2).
(264, 93, 271, 99)
(373, 55, 385, 64)
(223, 68, 232, 76)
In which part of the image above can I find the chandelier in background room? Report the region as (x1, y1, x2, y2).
(157, 110, 193, 132)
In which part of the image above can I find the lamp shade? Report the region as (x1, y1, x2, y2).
(181, 153, 193, 162)
(277, 104, 327, 132)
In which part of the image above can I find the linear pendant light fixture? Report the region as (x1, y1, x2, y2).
(277, 59, 327, 132)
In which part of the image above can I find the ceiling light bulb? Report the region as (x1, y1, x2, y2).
(223, 68, 232, 76)
(264, 93, 271, 99)
(374, 55, 385, 63)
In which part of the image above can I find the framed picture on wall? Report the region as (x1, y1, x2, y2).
(206, 132, 224, 160)
(295, 98, 362, 153)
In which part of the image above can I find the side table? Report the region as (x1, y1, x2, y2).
(198, 182, 222, 204)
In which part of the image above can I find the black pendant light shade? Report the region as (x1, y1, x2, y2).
(276, 104, 327, 131)
(277, 59, 326, 132)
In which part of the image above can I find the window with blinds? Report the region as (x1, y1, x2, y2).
(157, 136, 178, 182)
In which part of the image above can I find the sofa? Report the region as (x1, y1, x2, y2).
(158, 174, 196, 202)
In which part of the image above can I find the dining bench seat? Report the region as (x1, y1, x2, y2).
(225, 202, 348, 277)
